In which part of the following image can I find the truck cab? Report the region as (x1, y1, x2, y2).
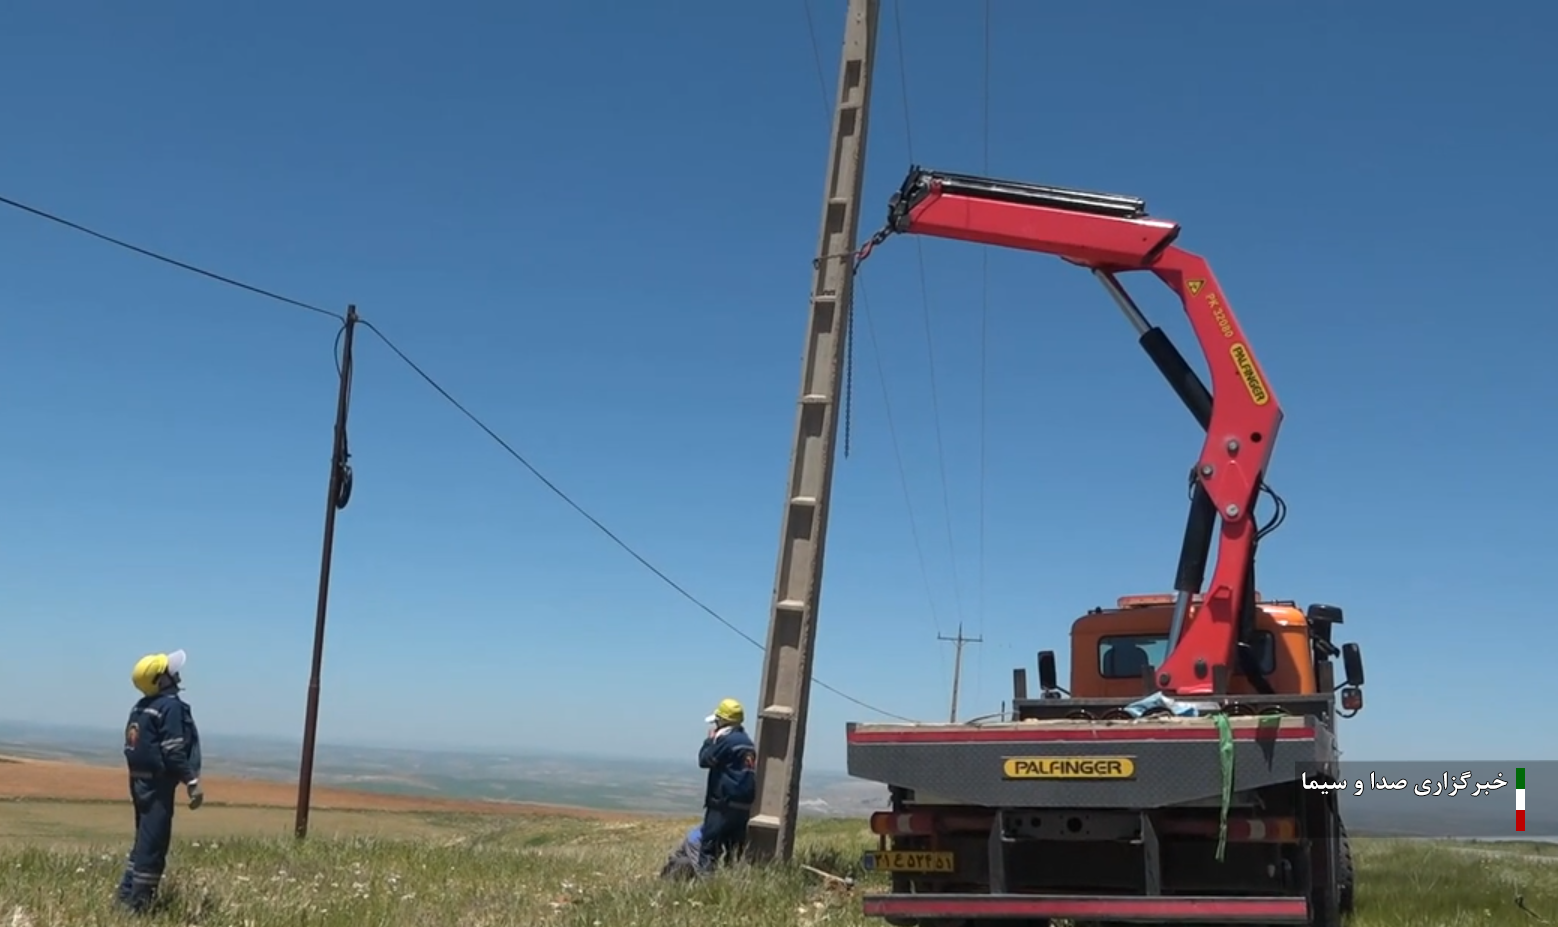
(1041, 593, 1364, 712)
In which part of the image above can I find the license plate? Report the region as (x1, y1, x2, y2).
(861, 850, 955, 873)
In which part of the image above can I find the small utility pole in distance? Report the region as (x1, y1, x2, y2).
(938, 623, 983, 723)
(747, 0, 881, 865)
(294, 304, 358, 840)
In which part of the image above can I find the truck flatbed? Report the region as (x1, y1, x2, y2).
(847, 715, 1330, 810)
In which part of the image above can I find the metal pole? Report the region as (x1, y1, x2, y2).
(294, 304, 357, 840)
(746, 0, 880, 864)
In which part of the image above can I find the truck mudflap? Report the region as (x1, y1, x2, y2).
(847, 716, 1330, 807)
(861, 892, 1310, 923)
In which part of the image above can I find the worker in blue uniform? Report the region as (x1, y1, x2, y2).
(697, 698, 757, 873)
(116, 649, 205, 913)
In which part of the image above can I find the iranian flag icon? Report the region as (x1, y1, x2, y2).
(1516, 768, 1526, 833)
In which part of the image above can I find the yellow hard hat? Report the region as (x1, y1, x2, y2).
(705, 698, 745, 725)
(131, 649, 187, 696)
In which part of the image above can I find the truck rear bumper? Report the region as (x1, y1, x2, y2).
(861, 892, 1310, 923)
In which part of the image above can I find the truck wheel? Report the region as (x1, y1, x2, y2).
(1338, 822, 1354, 915)
(1305, 799, 1344, 927)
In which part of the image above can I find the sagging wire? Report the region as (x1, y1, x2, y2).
(890, 0, 970, 636)
(800, 0, 951, 693)
(974, 0, 993, 712)
(812, 226, 896, 460)
(845, 295, 855, 457)
(0, 187, 919, 724)
(0, 194, 343, 322)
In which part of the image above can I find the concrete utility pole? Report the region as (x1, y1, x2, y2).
(295, 305, 358, 840)
(746, 0, 881, 865)
(938, 623, 983, 723)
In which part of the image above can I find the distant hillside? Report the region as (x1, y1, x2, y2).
(6, 721, 1542, 835)
(0, 720, 881, 817)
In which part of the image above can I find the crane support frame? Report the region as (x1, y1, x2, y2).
(887, 166, 1285, 695)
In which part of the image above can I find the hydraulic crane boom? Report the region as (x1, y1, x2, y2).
(886, 166, 1285, 696)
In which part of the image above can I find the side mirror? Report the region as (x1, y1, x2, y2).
(1037, 651, 1058, 691)
(1307, 603, 1344, 625)
(1307, 603, 1342, 650)
(1341, 642, 1365, 688)
(1012, 668, 1029, 701)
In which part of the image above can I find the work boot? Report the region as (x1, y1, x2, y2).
(118, 880, 159, 916)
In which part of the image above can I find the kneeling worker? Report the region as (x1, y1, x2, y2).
(697, 698, 756, 872)
(117, 649, 205, 913)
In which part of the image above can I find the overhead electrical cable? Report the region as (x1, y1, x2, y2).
(800, 0, 950, 656)
(0, 191, 915, 723)
(0, 194, 344, 322)
(890, 0, 969, 635)
(975, 0, 994, 706)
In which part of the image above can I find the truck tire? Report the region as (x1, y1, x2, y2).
(1338, 821, 1354, 915)
(1305, 794, 1345, 927)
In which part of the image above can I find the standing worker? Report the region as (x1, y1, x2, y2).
(116, 649, 205, 914)
(697, 698, 756, 873)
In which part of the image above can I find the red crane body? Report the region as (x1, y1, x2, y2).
(884, 167, 1285, 695)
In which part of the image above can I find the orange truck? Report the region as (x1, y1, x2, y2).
(843, 169, 1367, 925)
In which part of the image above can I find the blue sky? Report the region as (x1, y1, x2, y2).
(2, 1, 1553, 774)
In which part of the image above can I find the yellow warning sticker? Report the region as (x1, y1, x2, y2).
(1229, 343, 1270, 405)
(1186, 279, 1204, 295)
(1003, 757, 1137, 779)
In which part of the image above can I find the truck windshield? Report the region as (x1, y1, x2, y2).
(1099, 632, 1277, 679)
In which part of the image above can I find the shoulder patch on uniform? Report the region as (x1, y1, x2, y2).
(125, 722, 140, 750)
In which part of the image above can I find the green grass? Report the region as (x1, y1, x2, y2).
(1, 803, 1554, 926)
(1353, 839, 1557, 925)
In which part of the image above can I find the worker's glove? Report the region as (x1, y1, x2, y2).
(713, 726, 732, 740)
(187, 780, 205, 810)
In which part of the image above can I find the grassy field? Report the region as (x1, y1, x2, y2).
(2, 798, 1555, 926)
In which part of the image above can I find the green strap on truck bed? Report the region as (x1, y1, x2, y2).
(1213, 712, 1232, 862)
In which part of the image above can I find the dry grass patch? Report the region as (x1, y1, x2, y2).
(1, 801, 1554, 927)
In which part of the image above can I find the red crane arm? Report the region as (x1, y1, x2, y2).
(884, 167, 1285, 695)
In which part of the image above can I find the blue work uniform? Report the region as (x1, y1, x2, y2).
(659, 825, 703, 880)
(116, 690, 201, 911)
(697, 726, 756, 871)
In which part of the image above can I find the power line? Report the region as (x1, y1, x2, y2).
(0, 191, 915, 724)
(800, 0, 949, 653)
(800, 0, 832, 111)
(362, 320, 913, 721)
(0, 194, 344, 322)
(890, 0, 969, 634)
(975, 0, 994, 709)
